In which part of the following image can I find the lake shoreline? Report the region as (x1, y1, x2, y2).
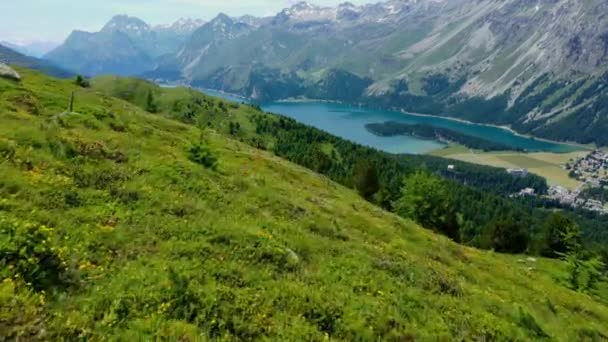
(184, 86, 588, 153)
(265, 95, 588, 152)
(394, 109, 591, 152)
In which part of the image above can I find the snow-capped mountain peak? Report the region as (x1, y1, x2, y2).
(102, 15, 151, 36)
(277, 1, 337, 22)
(170, 18, 206, 32)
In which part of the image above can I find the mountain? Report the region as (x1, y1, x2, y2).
(2, 66, 607, 340)
(0, 44, 72, 78)
(154, 17, 206, 34)
(45, 15, 204, 76)
(149, 0, 608, 146)
(101, 15, 204, 58)
(44, 28, 155, 76)
(0, 40, 58, 58)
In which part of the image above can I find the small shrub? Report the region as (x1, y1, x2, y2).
(0, 139, 16, 162)
(0, 280, 48, 340)
(517, 308, 549, 339)
(72, 165, 128, 189)
(109, 187, 140, 206)
(109, 121, 127, 132)
(248, 137, 267, 150)
(577, 328, 608, 341)
(92, 109, 116, 121)
(0, 217, 70, 291)
(187, 142, 217, 169)
(163, 200, 196, 218)
(37, 188, 82, 209)
(373, 257, 410, 280)
(164, 269, 202, 323)
(213, 268, 247, 288)
(83, 117, 100, 130)
(74, 75, 90, 88)
(303, 301, 343, 336)
(307, 222, 349, 241)
(423, 269, 463, 297)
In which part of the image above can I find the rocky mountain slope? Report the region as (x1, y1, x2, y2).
(1, 66, 607, 340)
(148, 0, 608, 146)
(45, 15, 205, 76)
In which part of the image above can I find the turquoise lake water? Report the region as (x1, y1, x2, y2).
(201, 89, 581, 155)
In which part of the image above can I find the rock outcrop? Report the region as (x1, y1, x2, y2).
(0, 63, 21, 81)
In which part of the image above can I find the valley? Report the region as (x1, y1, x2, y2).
(202, 85, 608, 222)
(202, 89, 581, 155)
(4, 0, 608, 339)
(203, 89, 587, 190)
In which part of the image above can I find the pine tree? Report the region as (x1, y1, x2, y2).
(146, 90, 158, 113)
(352, 159, 379, 200)
(394, 172, 460, 241)
(74, 75, 89, 88)
(538, 212, 578, 258)
(559, 223, 606, 293)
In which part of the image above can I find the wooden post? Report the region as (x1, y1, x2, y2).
(69, 91, 74, 112)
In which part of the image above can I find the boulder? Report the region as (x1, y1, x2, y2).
(283, 248, 300, 269)
(0, 63, 21, 81)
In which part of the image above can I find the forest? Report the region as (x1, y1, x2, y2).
(365, 121, 522, 151)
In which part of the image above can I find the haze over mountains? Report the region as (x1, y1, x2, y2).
(41, 0, 608, 145)
(45, 16, 205, 76)
(0, 43, 72, 78)
(0, 40, 58, 58)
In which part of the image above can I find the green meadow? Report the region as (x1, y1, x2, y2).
(1, 68, 607, 340)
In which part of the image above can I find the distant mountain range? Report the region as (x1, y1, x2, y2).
(0, 44, 72, 78)
(0, 40, 58, 58)
(45, 15, 205, 76)
(46, 1, 608, 146)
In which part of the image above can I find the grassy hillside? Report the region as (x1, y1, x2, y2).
(1, 68, 608, 340)
(90, 75, 608, 247)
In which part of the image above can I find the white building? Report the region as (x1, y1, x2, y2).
(519, 188, 536, 196)
(507, 168, 528, 177)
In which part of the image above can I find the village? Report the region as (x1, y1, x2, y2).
(506, 150, 608, 214)
(543, 150, 608, 214)
(566, 150, 608, 187)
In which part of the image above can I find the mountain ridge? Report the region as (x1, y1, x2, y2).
(45, 15, 206, 76)
(44, 0, 608, 145)
(146, 0, 608, 146)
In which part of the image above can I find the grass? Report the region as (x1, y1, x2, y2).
(431, 145, 585, 189)
(428, 144, 471, 157)
(1, 68, 608, 340)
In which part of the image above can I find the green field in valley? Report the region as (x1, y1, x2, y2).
(431, 145, 585, 189)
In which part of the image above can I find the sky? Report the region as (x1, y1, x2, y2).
(2, 0, 375, 44)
